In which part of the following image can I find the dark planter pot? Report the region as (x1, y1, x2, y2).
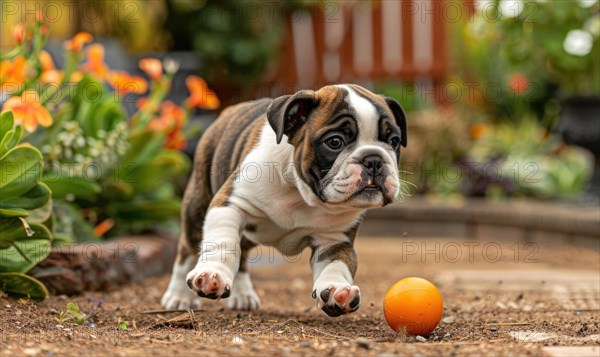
(557, 95, 600, 198)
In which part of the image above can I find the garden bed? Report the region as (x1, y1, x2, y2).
(31, 235, 177, 295)
(2, 236, 598, 357)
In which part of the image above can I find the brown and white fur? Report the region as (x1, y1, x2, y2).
(161, 84, 407, 317)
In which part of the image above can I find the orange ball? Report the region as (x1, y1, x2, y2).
(383, 277, 444, 335)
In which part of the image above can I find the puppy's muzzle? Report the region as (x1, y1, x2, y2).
(360, 154, 384, 185)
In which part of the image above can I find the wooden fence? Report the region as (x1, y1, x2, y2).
(266, 0, 474, 95)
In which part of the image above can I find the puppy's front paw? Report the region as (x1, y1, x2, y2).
(186, 267, 233, 300)
(312, 284, 360, 317)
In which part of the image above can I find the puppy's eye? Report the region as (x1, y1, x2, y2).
(389, 136, 400, 149)
(325, 136, 345, 150)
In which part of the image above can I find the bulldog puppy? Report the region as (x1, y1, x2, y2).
(161, 84, 407, 316)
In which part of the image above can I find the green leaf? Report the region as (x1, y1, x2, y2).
(122, 150, 189, 193)
(0, 220, 52, 271)
(0, 183, 50, 210)
(108, 198, 181, 222)
(65, 302, 87, 325)
(0, 129, 15, 159)
(88, 100, 126, 136)
(118, 321, 127, 330)
(121, 129, 164, 166)
(0, 272, 48, 301)
(66, 301, 81, 315)
(0, 218, 52, 248)
(0, 208, 29, 218)
(42, 175, 101, 199)
(102, 181, 135, 201)
(6, 125, 22, 151)
(0, 111, 14, 141)
(0, 125, 24, 159)
(51, 201, 96, 243)
(27, 196, 53, 224)
(74, 75, 104, 109)
(0, 146, 43, 200)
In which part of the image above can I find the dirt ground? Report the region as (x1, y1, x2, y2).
(1, 236, 599, 357)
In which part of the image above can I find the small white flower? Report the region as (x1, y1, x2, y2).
(578, 0, 597, 8)
(65, 121, 78, 131)
(75, 136, 85, 148)
(163, 57, 181, 75)
(584, 14, 600, 38)
(563, 29, 594, 56)
(499, 0, 523, 18)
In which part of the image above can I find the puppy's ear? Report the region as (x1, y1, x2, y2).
(267, 90, 318, 144)
(382, 96, 407, 147)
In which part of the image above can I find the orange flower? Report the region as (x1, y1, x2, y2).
(139, 58, 162, 81)
(184, 75, 219, 110)
(93, 218, 114, 237)
(1, 90, 53, 132)
(107, 71, 148, 95)
(36, 10, 45, 23)
(82, 44, 109, 79)
(507, 73, 529, 94)
(149, 101, 187, 150)
(12, 23, 25, 44)
(0, 56, 27, 93)
(70, 71, 84, 82)
(150, 101, 185, 130)
(64, 32, 93, 52)
(470, 123, 489, 140)
(39, 51, 55, 71)
(137, 97, 149, 110)
(37, 50, 64, 85)
(40, 70, 63, 85)
(165, 132, 186, 150)
(136, 97, 160, 113)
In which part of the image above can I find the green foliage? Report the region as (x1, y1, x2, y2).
(432, 118, 591, 199)
(454, 0, 599, 129)
(118, 321, 128, 330)
(165, 0, 286, 83)
(496, 0, 600, 95)
(0, 112, 53, 301)
(40, 76, 190, 240)
(0, 273, 48, 301)
(59, 302, 88, 325)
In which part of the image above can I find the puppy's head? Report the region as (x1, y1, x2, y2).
(267, 84, 407, 209)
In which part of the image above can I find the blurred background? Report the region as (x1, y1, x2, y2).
(1, 0, 599, 215)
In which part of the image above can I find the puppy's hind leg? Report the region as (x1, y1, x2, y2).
(161, 173, 209, 310)
(227, 237, 261, 311)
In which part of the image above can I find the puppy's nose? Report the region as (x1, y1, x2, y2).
(361, 155, 383, 176)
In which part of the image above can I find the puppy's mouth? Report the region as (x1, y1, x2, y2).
(362, 179, 381, 191)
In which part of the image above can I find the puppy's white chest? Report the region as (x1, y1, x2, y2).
(242, 198, 359, 254)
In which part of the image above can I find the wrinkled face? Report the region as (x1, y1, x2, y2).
(267, 84, 407, 209)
